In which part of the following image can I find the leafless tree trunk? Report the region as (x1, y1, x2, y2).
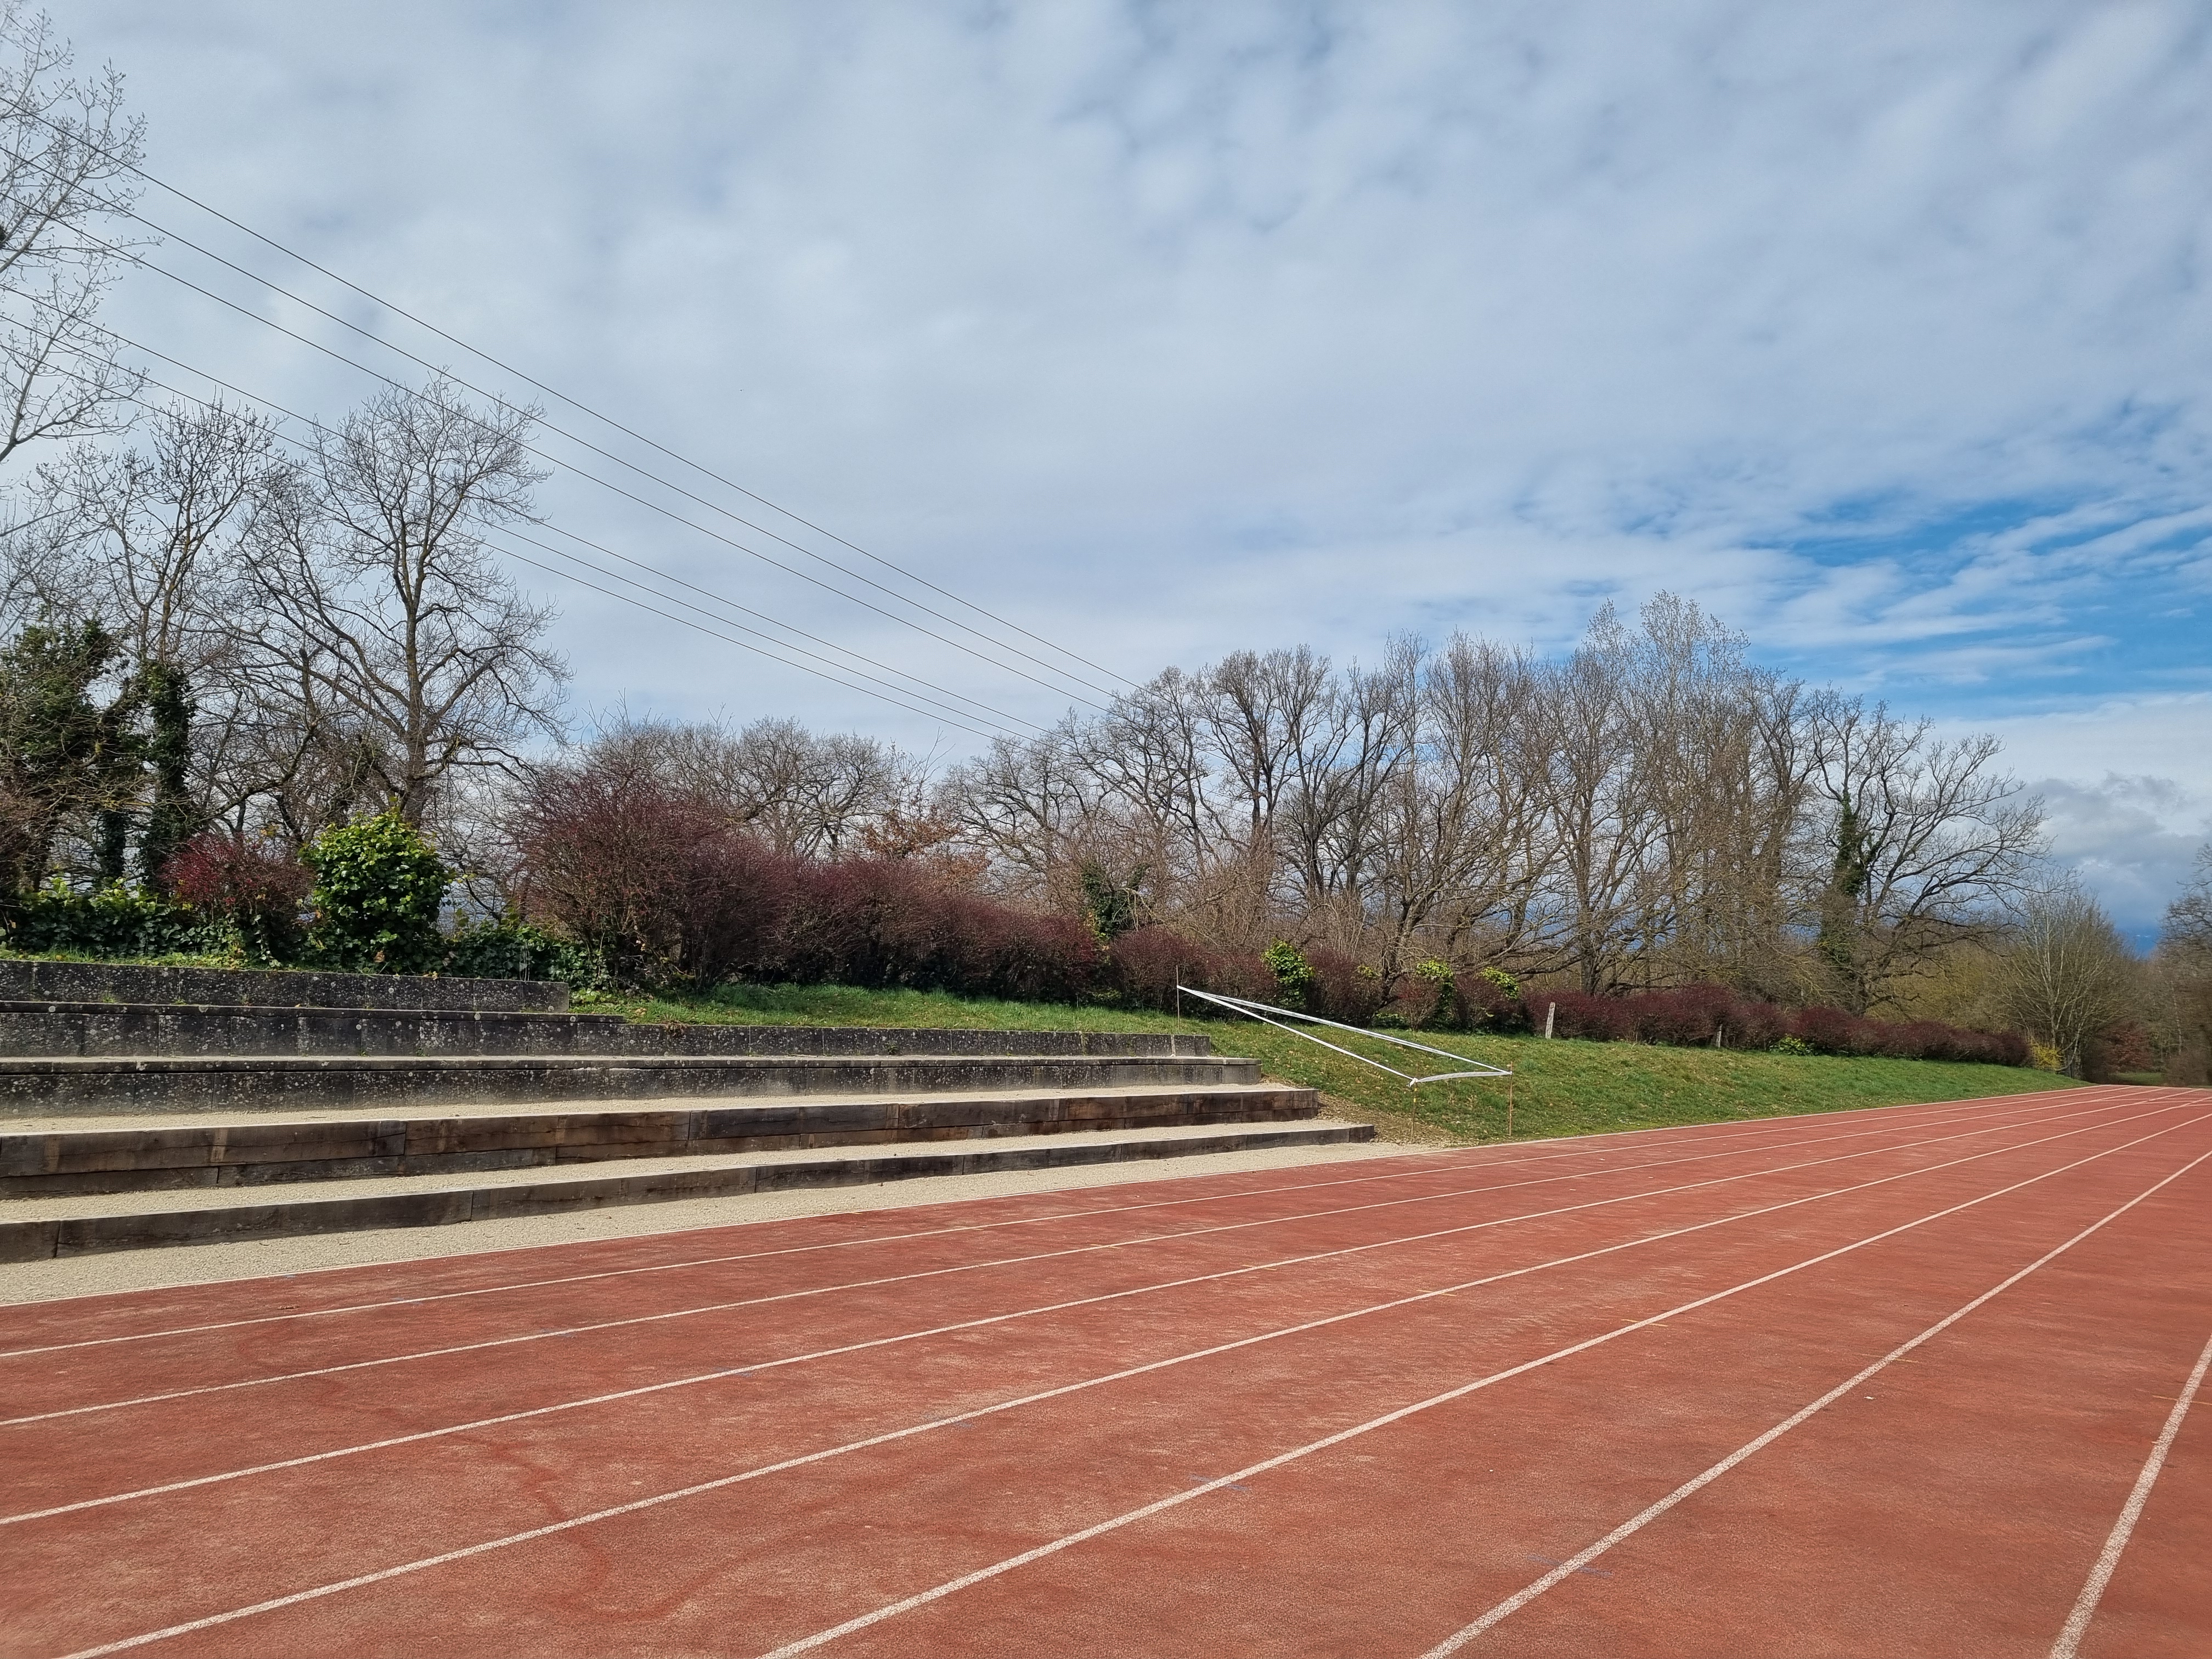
(241, 376, 566, 828)
(2155, 845, 2212, 1084)
(1365, 636, 1545, 981)
(1535, 605, 1657, 992)
(29, 399, 284, 875)
(1807, 694, 2045, 1013)
(1997, 883, 2132, 1077)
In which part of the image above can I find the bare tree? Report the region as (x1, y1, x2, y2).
(242, 376, 566, 827)
(0, 4, 147, 473)
(1997, 882, 2132, 1077)
(32, 399, 283, 876)
(1535, 605, 1659, 992)
(1618, 597, 1815, 994)
(595, 713, 916, 859)
(1805, 695, 2045, 1013)
(919, 596, 2047, 1018)
(2154, 844, 2212, 1085)
(1363, 636, 1544, 980)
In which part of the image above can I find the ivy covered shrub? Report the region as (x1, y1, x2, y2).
(301, 812, 451, 972)
(1409, 958, 1456, 1028)
(1263, 940, 1316, 1009)
(0, 877, 206, 958)
(442, 915, 606, 988)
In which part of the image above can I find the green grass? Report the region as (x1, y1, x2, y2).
(592, 980, 2075, 1144)
(0, 945, 243, 969)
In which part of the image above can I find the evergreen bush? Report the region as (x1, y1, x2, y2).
(0, 877, 207, 958)
(301, 812, 451, 972)
(1263, 940, 1316, 1009)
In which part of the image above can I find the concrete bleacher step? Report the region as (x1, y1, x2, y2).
(0, 1118, 1374, 1260)
(0, 1001, 1219, 1060)
(0, 956, 1361, 1263)
(0, 1050, 1259, 1117)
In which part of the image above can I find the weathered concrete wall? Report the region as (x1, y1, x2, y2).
(0, 1004, 1216, 1061)
(0, 960, 569, 1012)
(0, 1051, 1261, 1118)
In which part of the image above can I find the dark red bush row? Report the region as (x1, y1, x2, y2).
(507, 760, 1394, 1012)
(1527, 986, 2027, 1065)
(509, 757, 2027, 1060)
(520, 819, 1101, 1000)
(1107, 929, 1384, 1024)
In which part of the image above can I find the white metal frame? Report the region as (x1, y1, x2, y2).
(1175, 983, 1511, 1088)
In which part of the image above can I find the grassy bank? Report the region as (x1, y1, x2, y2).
(591, 981, 2074, 1144)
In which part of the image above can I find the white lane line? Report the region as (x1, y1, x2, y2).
(2049, 1323, 2212, 1659)
(6, 1098, 2171, 1519)
(5, 1093, 2129, 1425)
(53, 1108, 2195, 1659)
(1421, 1155, 2212, 1657)
(742, 1133, 2212, 1656)
(0, 1085, 2106, 1360)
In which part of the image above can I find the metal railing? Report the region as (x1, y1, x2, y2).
(1175, 984, 1511, 1088)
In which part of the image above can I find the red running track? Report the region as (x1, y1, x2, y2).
(2, 1084, 2207, 1659)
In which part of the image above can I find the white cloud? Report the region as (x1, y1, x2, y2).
(31, 2, 2212, 847)
(1940, 694, 2212, 934)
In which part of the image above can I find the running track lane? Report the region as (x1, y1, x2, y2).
(1, 1092, 2155, 1551)
(0, 1086, 2199, 1657)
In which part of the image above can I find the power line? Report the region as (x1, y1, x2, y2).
(115, 210, 1124, 701)
(27, 224, 1121, 715)
(0, 111, 1137, 693)
(19, 297, 1042, 731)
(30, 329, 1034, 743)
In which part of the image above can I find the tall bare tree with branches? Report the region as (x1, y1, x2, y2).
(1806, 695, 2045, 1013)
(0, 3, 146, 474)
(31, 399, 283, 876)
(242, 377, 566, 829)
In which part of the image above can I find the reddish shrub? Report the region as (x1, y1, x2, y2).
(506, 755, 739, 980)
(1791, 1004, 1870, 1056)
(1630, 985, 1735, 1046)
(1307, 945, 1385, 1025)
(677, 832, 797, 986)
(2096, 1020, 2158, 1075)
(769, 857, 1101, 1000)
(1723, 1000, 1790, 1051)
(1108, 927, 1271, 1013)
(1887, 1020, 1955, 1062)
(163, 832, 312, 956)
(1545, 990, 1636, 1041)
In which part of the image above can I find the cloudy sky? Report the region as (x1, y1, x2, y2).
(46, 1, 2212, 935)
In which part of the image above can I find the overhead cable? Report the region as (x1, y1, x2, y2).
(30, 334, 1032, 742)
(19, 225, 1118, 714)
(0, 114, 1136, 692)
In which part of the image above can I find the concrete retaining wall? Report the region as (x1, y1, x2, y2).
(0, 1004, 1217, 1062)
(0, 960, 568, 1012)
(0, 1052, 1262, 1117)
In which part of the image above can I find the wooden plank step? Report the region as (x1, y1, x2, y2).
(0, 1120, 1376, 1259)
(0, 1084, 1321, 1195)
